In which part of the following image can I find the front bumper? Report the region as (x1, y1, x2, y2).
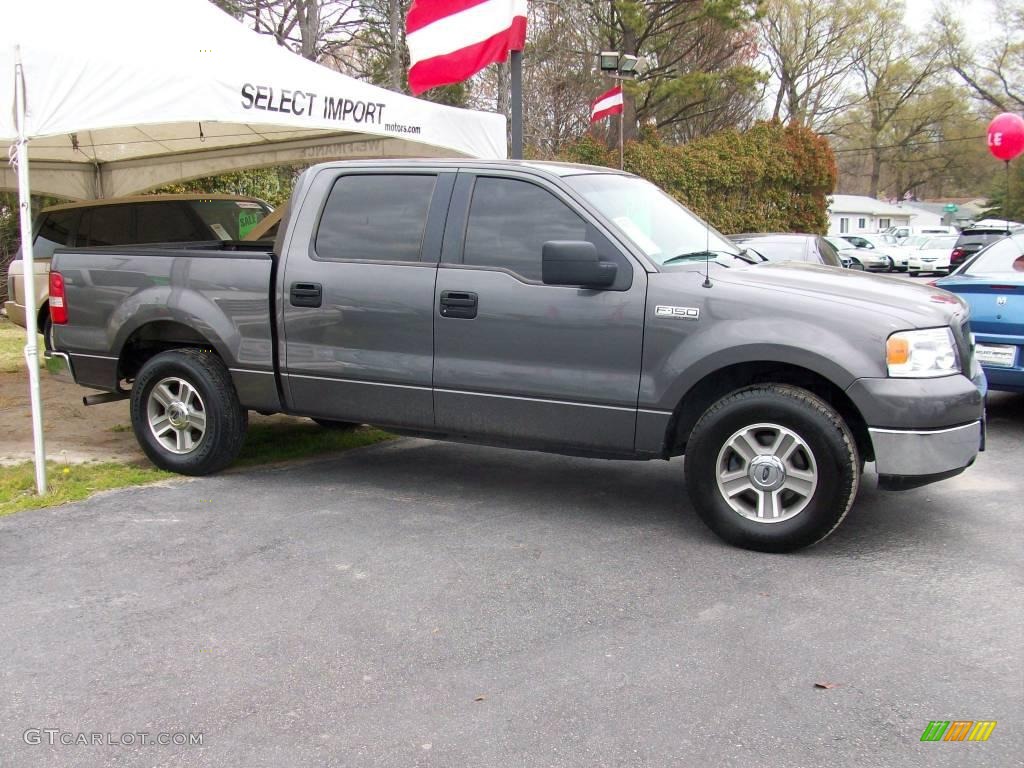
(870, 421, 982, 489)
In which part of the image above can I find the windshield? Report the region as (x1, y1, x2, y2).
(189, 200, 271, 240)
(922, 236, 957, 249)
(565, 174, 741, 266)
(965, 235, 1024, 274)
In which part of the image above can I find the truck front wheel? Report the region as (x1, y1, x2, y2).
(684, 385, 860, 553)
(130, 349, 247, 476)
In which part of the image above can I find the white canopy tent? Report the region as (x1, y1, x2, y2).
(2, 0, 507, 492)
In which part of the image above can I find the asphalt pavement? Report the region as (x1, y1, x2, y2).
(1, 392, 1021, 768)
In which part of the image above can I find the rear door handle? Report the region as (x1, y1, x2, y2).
(439, 290, 478, 319)
(290, 282, 322, 308)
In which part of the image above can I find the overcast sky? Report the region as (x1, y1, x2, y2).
(904, 0, 1001, 43)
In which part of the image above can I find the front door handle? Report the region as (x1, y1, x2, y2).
(290, 282, 322, 308)
(440, 290, 478, 319)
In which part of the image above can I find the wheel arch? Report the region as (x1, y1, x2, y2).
(664, 360, 873, 464)
(117, 320, 225, 383)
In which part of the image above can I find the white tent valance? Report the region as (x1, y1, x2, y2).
(1, 0, 507, 200)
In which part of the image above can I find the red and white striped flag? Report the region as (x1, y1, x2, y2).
(590, 85, 624, 123)
(407, 0, 528, 96)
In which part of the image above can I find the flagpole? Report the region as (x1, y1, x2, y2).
(510, 49, 523, 159)
(618, 103, 624, 170)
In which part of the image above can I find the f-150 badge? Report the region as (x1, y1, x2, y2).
(655, 305, 700, 320)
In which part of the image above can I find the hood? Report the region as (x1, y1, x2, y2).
(708, 262, 967, 328)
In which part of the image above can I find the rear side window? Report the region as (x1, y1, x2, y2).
(135, 202, 209, 243)
(34, 210, 79, 258)
(463, 177, 588, 281)
(78, 205, 132, 246)
(816, 238, 842, 267)
(315, 174, 436, 262)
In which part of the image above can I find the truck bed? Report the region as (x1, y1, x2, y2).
(50, 244, 278, 410)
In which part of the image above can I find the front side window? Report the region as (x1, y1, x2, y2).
(463, 177, 588, 281)
(315, 174, 437, 262)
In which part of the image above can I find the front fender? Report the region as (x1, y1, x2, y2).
(640, 315, 883, 411)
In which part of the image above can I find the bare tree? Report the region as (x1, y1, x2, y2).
(934, 0, 1024, 112)
(214, 0, 361, 63)
(759, 0, 869, 127)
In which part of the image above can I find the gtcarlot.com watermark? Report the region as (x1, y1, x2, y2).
(24, 728, 203, 747)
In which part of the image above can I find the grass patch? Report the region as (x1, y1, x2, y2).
(108, 424, 132, 433)
(0, 461, 171, 517)
(0, 423, 392, 516)
(235, 423, 393, 467)
(0, 315, 39, 374)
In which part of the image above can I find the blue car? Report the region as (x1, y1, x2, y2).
(936, 234, 1024, 392)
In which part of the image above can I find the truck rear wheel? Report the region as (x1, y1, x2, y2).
(130, 349, 247, 476)
(684, 385, 860, 553)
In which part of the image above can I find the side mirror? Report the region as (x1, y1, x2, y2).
(542, 241, 618, 288)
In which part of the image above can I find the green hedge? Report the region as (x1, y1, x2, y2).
(560, 121, 837, 235)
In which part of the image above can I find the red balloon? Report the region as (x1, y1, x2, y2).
(987, 112, 1024, 162)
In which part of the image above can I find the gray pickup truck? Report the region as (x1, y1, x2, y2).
(46, 160, 985, 552)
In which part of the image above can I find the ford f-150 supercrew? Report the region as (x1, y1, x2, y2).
(44, 160, 986, 552)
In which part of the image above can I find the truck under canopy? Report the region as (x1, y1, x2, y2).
(0, 0, 507, 200)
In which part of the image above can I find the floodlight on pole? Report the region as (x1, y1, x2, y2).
(599, 51, 620, 72)
(618, 54, 639, 74)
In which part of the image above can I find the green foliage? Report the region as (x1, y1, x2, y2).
(561, 121, 837, 233)
(154, 167, 299, 207)
(980, 158, 1024, 222)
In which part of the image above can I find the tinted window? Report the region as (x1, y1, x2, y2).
(464, 177, 587, 280)
(78, 206, 132, 246)
(135, 202, 209, 243)
(315, 174, 436, 262)
(34, 210, 79, 258)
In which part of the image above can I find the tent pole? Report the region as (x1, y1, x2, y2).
(14, 48, 47, 495)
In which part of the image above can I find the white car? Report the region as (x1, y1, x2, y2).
(905, 235, 958, 275)
(840, 234, 908, 272)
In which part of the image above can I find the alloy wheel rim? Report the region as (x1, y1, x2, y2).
(715, 423, 818, 523)
(147, 377, 207, 455)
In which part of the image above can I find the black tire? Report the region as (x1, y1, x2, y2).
(684, 384, 860, 553)
(311, 418, 358, 430)
(41, 314, 54, 352)
(130, 349, 247, 476)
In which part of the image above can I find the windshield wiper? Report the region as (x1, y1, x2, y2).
(662, 248, 755, 267)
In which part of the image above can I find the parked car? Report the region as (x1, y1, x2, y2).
(840, 233, 908, 271)
(3, 194, 273, 347)
(886, 224, 958, 241)
(906, 234, 959, 275)
(825, 236, 890, 272)
(730, 233, 855, 268)
(949, 219, 1024, 272)
(935, 234, 1023, 392)
(45, 160, 984, 553)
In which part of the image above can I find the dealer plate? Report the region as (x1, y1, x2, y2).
(975, 343, 1017, 367)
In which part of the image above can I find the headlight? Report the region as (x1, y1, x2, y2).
(886, 327, 960, 377)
